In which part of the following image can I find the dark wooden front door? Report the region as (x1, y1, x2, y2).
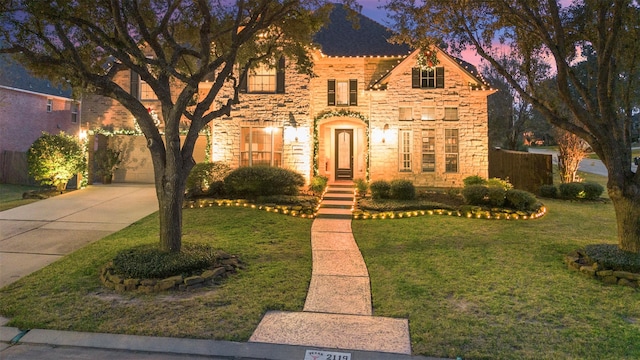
(335, 129, 353, 180)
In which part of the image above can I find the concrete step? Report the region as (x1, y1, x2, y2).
(249, 311, 411, 354)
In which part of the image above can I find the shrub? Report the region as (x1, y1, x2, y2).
(370, 180, 391, 199)
(486, 177, 513, 190)
(308, 175, 329, 195)
(505, 189, 538, 211)
(224, 166, 305, 199)
(462, 184, 489, 206)
(354, 178, 368, 196)
(27, 132, 86, 190)
(463, 175, 487, 187)
(559, 182, 585, 199)
(486, 186, 506, 207)
(582, 181, 605, 200)
(538, 184, 558, 198)
(390, 179, 416, 200)
(583, 244, 640, 273)
(112, 243, 217, 279)
(186, 162, 232, 197)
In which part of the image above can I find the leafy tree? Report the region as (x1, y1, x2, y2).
(27, 132, 86, 191)
(555, 127, 590, 183)
(0, 0, 352, 253)
(385, 0, 640, 253)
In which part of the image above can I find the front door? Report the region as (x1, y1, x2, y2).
(335, 129, 353, 180)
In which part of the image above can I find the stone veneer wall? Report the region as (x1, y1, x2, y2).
(82, 51, 492, 188)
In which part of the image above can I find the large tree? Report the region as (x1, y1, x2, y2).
(386, 0, 640, 253)
(0, 0, 345, 253)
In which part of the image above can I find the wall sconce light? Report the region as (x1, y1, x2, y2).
(382, 124, 389, 143)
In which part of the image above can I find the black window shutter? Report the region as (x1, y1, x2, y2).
(276, 56, 285, 94)
(411, 68, 420, 88)
(349, 79, 357, 105)
(328, 79, 336, 106)
(239, 67, 248, 93)
(130, 70, 139, 98)
(436, 67, 445, 88)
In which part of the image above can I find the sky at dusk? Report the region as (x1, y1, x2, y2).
(357, 0, 484, 66)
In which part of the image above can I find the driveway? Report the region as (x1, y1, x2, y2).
(0, 184, 157, 288)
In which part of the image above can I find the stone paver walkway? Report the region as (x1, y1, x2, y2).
(249, 183, 411, 354)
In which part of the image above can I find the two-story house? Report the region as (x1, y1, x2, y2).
(0, 55, 80, 184)
(82, 5, 494, 188)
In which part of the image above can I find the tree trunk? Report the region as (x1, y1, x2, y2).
(156, 168, 188, 253)
(609, 187, 640, 254)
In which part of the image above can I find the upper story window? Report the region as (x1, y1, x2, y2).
(46, 99, 53, 112)
(240, 56, 286, 94)
(399, 107, 413, 121)
(444, 107, 458, 121)
(139, 79, 157, 100)
(412, 67, 445, 89)
(129, 70, 158, 100)
(71, 102, 79, 123)
(328, 79, 357, 106)
(421, 106, 436, 121)
(248, 63, 276, 93)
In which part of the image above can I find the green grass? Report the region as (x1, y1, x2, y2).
(0, 207, 312, 341)
(353, 198, 640, 360)
(0, 184, 43, 211)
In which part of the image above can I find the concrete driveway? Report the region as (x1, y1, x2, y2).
(0, 184, 157, 288)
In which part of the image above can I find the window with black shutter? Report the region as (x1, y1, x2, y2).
(130, 70, 140, 98)
(412, 67, 445, 89)
(328, 79, 357, 106)
(327, 79, 336, 106)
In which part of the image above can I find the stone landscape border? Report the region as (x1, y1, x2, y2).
(100, 255, 242, 293)
(565, 250, 640, 288)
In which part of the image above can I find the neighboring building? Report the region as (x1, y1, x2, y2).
(82, 5, 495, 187)
(0, 55, 80, 183)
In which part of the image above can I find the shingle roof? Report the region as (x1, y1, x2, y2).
(0, 55, 73, 98)
(313, 4, 411, 57)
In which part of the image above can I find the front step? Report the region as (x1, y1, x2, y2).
(249, 311, 411, 354)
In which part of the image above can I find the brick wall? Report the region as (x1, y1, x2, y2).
(0, 87, 78, 153)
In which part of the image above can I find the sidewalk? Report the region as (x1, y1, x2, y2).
(250, 183, 412, 354)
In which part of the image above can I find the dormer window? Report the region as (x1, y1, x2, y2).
(412, 67, 444, 89)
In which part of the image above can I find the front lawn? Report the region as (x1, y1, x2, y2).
(0, 184, 43, 211)
(0, 207, 312, 341)
(353, 198, 640, 359)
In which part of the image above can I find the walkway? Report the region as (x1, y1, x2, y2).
(249, 183, 411, 354)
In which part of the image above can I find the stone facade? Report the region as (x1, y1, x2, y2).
(82, 48, 494, 188)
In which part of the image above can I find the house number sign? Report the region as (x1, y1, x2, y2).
(304, 350, 351, 360)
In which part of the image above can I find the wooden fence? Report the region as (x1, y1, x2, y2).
(0, 151, 34, 185)
(488, 148, 553, 193)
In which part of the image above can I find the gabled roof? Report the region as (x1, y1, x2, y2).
(368, 47, 493, 91)
(0, 55, 73, 98)
(313, 4, 411, 57)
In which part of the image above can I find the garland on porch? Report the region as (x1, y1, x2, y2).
(416, 48, 439, 70)
(312, 109, 370, 181)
